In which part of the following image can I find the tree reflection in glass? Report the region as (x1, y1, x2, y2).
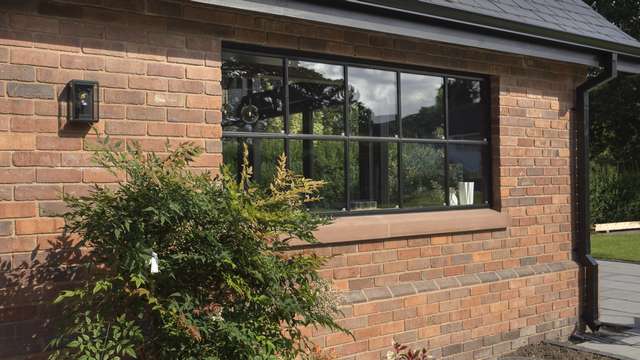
(401, 73, 444, 139)
(350, 141, 398, 210)
(290, 140, 345, 211)
(222, 51, 284, 133)
(448, 78, 486, 140)
(401, 143, 445, 208)
(288, 61, 345, 135)
(222, 138, 284, 187)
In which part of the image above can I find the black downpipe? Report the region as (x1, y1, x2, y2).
(574, 53, 617, 332)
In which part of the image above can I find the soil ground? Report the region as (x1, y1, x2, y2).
(500, 343, 617, 360)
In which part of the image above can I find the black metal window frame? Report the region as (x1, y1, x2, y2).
(222, 42, 493, 216)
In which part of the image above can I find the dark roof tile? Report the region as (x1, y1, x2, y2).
(414, 0, 640, 49)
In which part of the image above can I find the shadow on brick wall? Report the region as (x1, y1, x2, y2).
(0, 233, 86, 358)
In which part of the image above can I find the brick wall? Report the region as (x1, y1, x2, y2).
(0, 1, 587, 359)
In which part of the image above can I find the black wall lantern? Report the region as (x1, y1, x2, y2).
(68, 80, 99, 123)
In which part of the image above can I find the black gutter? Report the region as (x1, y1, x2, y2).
(574, 53, 618, 332)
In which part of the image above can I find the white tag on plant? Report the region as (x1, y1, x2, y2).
(150, 251, 160, 274)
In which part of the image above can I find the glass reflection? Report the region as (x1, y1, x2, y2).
(448, 144, 486, 206)
(222, 137, 284, 187)
(222, 51, 284, 133)
(350, 141, 398, 210)
(448, 78, 486, 140)
(401, 143, 445, 208)
(288, 61, 345, 135)
(290, 140, 345, 211)
(348, 67, 398, 137)
(401, 73, 444, 139)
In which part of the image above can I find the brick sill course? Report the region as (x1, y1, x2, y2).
(340, 260, 578, 305)
(297, 209, 510, 246)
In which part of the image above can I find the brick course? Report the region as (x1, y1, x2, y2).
(0, 1, 586, 359)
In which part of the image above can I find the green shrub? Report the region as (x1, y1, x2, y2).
(49, 139, 346, 360)
(591, 163, 640, 224)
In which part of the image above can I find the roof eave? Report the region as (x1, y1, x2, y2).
(346, 0, 640, 60)
(191, 0, 640, 74)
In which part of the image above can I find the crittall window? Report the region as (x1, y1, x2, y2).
(221, 45, 491, 214)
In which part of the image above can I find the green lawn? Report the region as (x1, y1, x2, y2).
(592, 232, 640, 262)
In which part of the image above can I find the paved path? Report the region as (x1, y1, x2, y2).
(575, 260, 640, 359)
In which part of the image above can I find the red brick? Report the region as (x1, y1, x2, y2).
(13, 152, 60, 167)
(11, 116, 58, 133)
(168, 79, 203, 93)
(106, 58, 145, 74)
(167, 108, 204, 123)
(186, 94, 219, 109)
(10, 14, 58, 33)
(105, 120, 146, 135)
(0, 169, 35, 184)
(33, 33, 81, 53)
(15, 218, 64, 235)
(84, 72, 128, 88)
(60, 54, 105, 70)
(105, 89, 145, 105)
(100, 104, 126, 119)
(147, 63, 185, 79)
(15, 185, 62, 201)
(167, 48, 204, 65)
(148, 32, 185, 48)
(0, 64, 35, 81)
(81, 39, 125, 57)
(36, 169, 82, 183)
(148, 123, 185, 137)
(36, 136, 81, 150)
(0, 202, 36, 218)
(147, 92, 184, 107)
(127, 106, 166, 121)
(83, 168, 125, 183)
(0, 99, 34, 115)
(60, 153, 94, 167)
(60, 21, 105, 39)
(10, 48, 59, 67)
(0, 134, 35, 150)
(129, 76, 168, 91)
(186, 66, 220, 80)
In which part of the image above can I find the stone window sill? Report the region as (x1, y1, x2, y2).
(293, 209, 510, 246)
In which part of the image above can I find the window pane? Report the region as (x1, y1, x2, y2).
(222, 52, 284, 133)
(448, 78, 486, 140)
(289, 61, 345, 135)
(401, 73, 444, 139)
(222, 137, 284, 188)
(290, 140, 345, 211)
(401, 143, 445, 208)
(348, 67, 398, 137)
(349, 141, 398, 210)
(448, 144, 487, 206)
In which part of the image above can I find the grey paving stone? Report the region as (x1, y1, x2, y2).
(576, 260, 640, 359)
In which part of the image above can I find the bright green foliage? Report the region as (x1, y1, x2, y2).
(592, 232, 640, 262)
(590, 164, 640, 223)
(584, 0, 640, 168)
(49, 139, 345, 360)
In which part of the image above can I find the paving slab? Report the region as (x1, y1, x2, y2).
(575, 260, 640, 359)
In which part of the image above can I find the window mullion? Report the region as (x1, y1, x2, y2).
(397, 71, 403, 209)
(344, 65, 351, 212)
(444, 76, 450, 207)
(283, 57, 290, 168)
